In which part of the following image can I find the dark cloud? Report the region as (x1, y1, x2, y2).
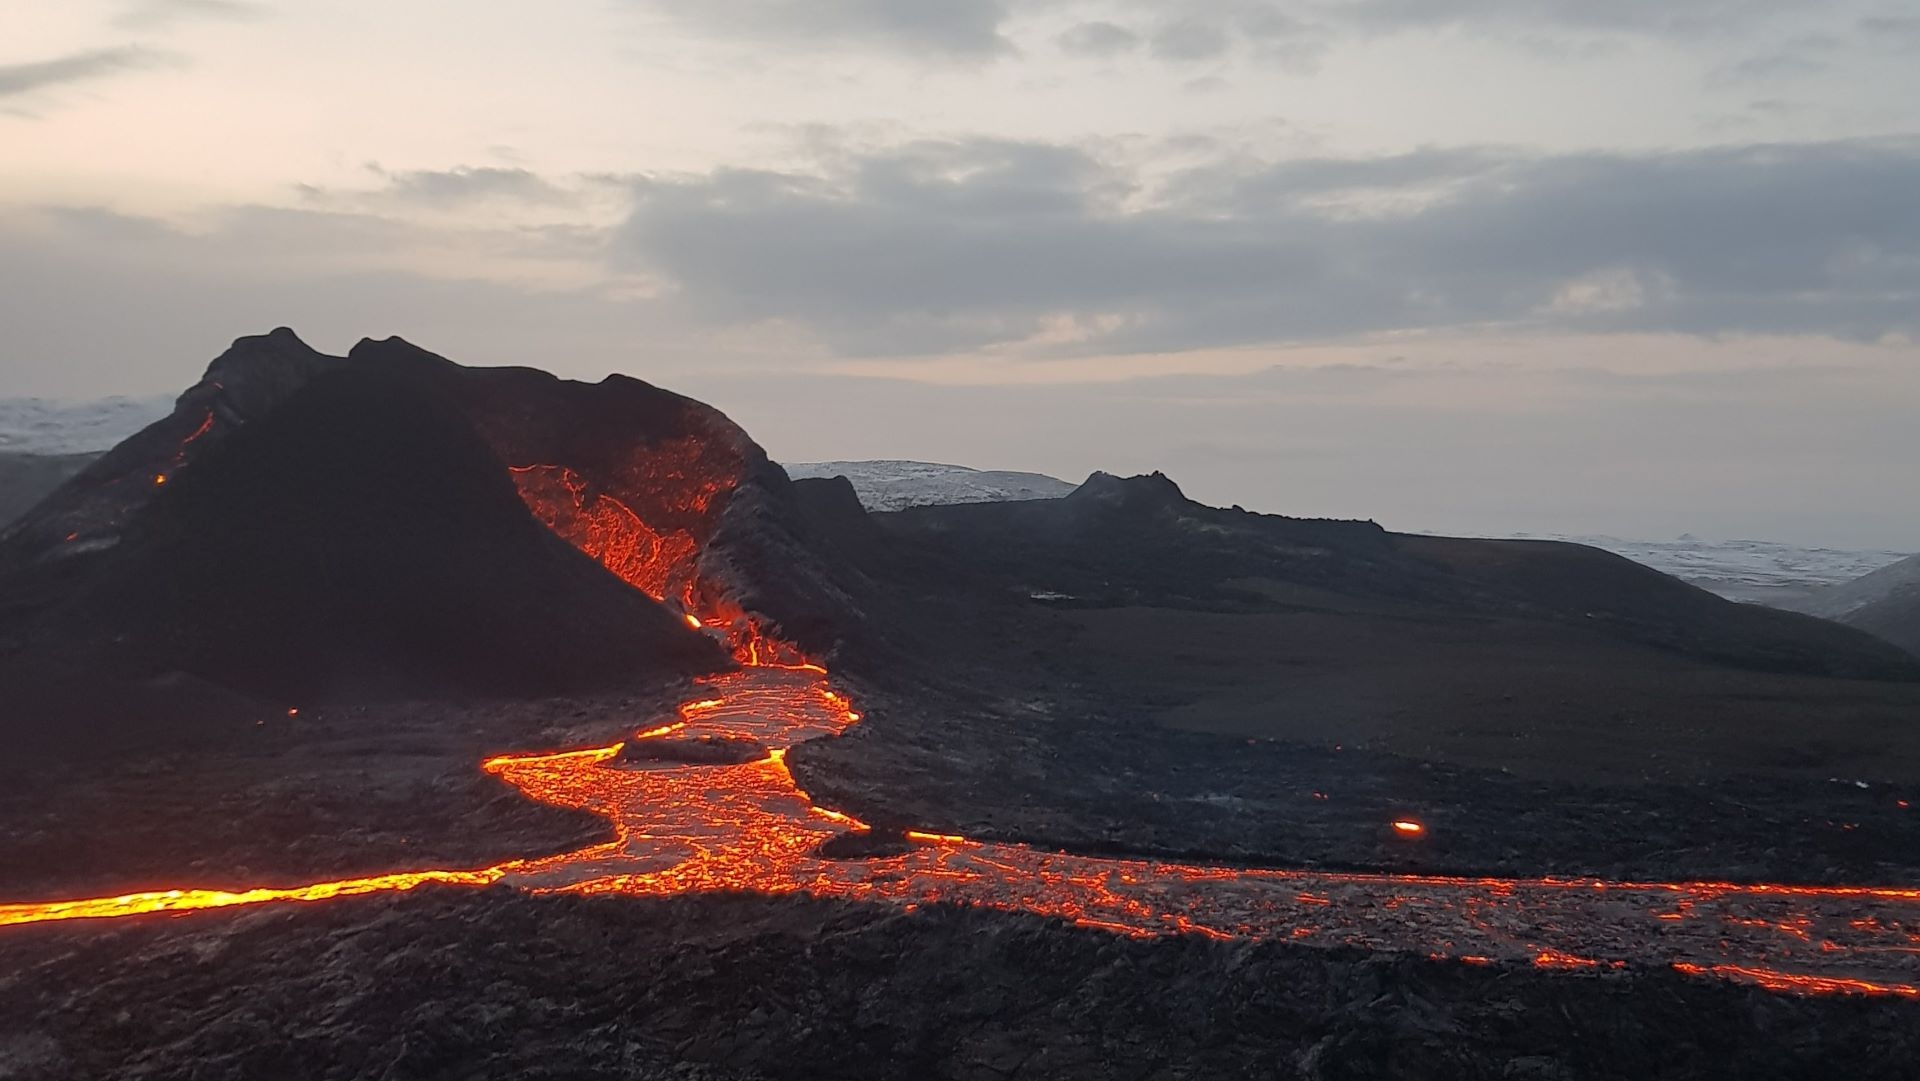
(642, 0, 1012, 57)
(616, 137, 1920, 355)
(2, 201, 1914, 546)
(624, 0, 1815, 65)
(1859, 14, 1920, 49)
(367, 166, 573, 207)
(1331, 0, 1800, 35)
(1150, 18, 1234, 61)
(114, 0, 266, 30)
(0, 47, 171, 100)
(1057, 21, 1139, 57)
(1712, 34, 1844, 84)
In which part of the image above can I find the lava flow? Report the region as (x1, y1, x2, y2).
(6, 662, 1920, 1004)
(4, 458, 1918, 1007)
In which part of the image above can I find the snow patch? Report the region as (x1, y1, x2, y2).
(782, 460, 1078, 512)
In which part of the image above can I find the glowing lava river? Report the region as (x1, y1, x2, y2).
(3, 662, 1919, 1004)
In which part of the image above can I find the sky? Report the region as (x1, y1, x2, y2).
(3, 0, 1917, 547)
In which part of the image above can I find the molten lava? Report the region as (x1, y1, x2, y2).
(6, 661, 1920, 1005)
(4, 449, 1918, 1009)
(512, 464, 702, 607)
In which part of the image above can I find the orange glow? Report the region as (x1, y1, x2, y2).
(1673, 962, 1920, 1000)
(151, 473, 168, 487)
(905, 831, 973, 846)
(1392, 820, 1424, 836)
(511, 464, 702, 606)
(178, 409, 215, 455)
(0, 870, 503, 927)
(508, 462, 811, 669)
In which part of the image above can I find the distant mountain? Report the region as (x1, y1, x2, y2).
(1796, 553, 1920, 619)
(1500, 532, 1912, 607)
(782, 460, 1078, 512)
(1792, 554, 1920, 657)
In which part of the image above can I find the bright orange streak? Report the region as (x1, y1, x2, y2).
(0, 871, 502, 928)
(905, 831, 973, 846)
(1673, 963, 1920, 1000)
(1392, 821, 1425, 836)
(178, 409, 215, 454)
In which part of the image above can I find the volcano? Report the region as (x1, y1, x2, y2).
(0, 364, 730, 753)
(0, 328, 880, 753)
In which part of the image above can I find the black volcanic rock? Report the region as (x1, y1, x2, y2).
(0, 366, 726, 751)
(340, 335, 872, 660)
(872, 471, 1919, 682)
(0, 328, 343, 563)
(3, 329, 877, 671)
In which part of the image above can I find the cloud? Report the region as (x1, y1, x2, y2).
(1059, 0, 1829, 71)
(0, 46, 173, 101)
(1057, 21, 1139, 57)
(114, 0, 267, 31)
(1331, 0, 1801, 36)
(1712, 34, 1845, 84)
(302, 166, 576, 209)
(1859, 14, 1920, 49)
(614, 136, 1920, 356)
(639, 0, 1013, 57)
(1150, 18, 1234, 61)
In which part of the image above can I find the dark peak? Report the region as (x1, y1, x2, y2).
(350, 335, 446, 363)
(204, 327, 332, 371)
(1068, 470, 1190, 511)
(787, 474, 867, 522)
(192, 328, 344, 422)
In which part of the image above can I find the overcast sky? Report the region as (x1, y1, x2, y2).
(4, 0, 1917, 546)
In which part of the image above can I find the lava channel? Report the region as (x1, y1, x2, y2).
(3, 662, 1919, 1005)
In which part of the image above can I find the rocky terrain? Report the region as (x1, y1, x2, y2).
(0, 359, 725, 755)
(4, 889, 1916, 1081)
(6, 332, 1920, 1077)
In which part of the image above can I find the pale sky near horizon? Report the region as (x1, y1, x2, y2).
(3, 0, 1917, 547)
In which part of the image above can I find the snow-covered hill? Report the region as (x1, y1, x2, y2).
(1795, 553, 1920, 620)
(0, 395, 174, 455)
(782, 460, 1078, 512)
(1502, 532, 1912, 606)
